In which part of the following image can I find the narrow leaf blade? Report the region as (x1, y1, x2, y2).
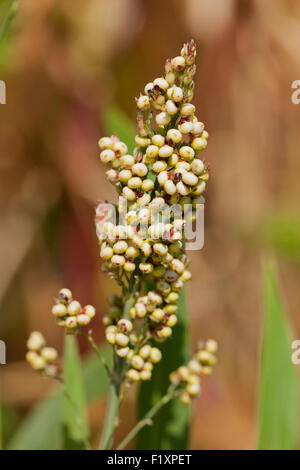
(63, 335, 89, 449)
(258, 259, 299, 450)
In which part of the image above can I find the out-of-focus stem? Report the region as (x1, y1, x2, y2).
(117, 385, 178, 450)
(99, 286, 137, 450)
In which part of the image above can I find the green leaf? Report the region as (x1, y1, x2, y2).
(62, 335, 89, 449)
(259, 211, 300, 263)
(8, 344, 112, 450)
(257, 259, 299, 450)
(136, 287, 190, 450)
(104, 106, 135, 153)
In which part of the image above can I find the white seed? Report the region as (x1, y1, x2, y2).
(84, 305, 96, 319)
(139, 263, 153, 274)
(27, 332, 45, 351)
(138, 208, 150, 223)
(165, 71, 176, 85)
(180, 103, 195, 115)
(40, 347, 57, 362)
(179, 146, 195, 160)
(141, 179, 154, 191)
(100, 246, 114, 260)
(178, 121, 194, 134)
(157, 171, 168, 186)
(146, 144, 159, 159)
(137, 95, 150, 110)
(120, 154, 135, 168)
(59, 287, 72, 303)
(106, 169, 118, 182)
(116, 347, 130, 358)
(153, 243, 168, 256)
(117, 318, 133, 333)
(135, 135, 150, 147)
(122, 186, 136, 201)
(159, 145, 173, 158)
(167, 129, 182, 143)
(141, 241, 151, 256)
(111, 255, 125, 266)
(139, 345, 151, 359)
(150, 348, 162, 363)
(113, 240, 128, 254)
(176, 181, 189, 196)
(135, 302, 147, 318)
(51, 304, 67, 318)
(151, 308, 164, 322)
(128, 177, 142, 189)
(149, 197, 165, 211)
(137, 194, 151, 206)
(132, 355, 144, 370)
(144, 82, 154, 94)
(191, 137, 207, 151)
(193, 181, 206, 195)
(171, 259, 185, 274)
(127, 368, 140, 382)
(113, 141, 128, 156)
(152, 160, 167, 173)
(115, 333, 129, 347)
(160, 326, 172, 338)
(178, 366, 190, 380)
(119, 169, 132, 182)
(171, 56, 186, 70)
(153, 77, 169, 91)
(165, 100, 178, 115)
(155, 112, 171, 127)
(132, 162, 148, 177)
(98, 137, 113, 150)
(167, 315, 178, 327)
(100, 149, 115, 163)
(167, 86, 183, 102)
(124, 261, 135, 272)
(126, 246, 139, 258)
(65, 316, 77, 329)
(164, 180, 176, 195)
(192, 121, 205, 135)
(192, 159, 204, 175)
(182, 172, 198, 186)
(168, 153, 179, 166)
(67, 300, 81, 316)
(176, 161, 190, 171)
(31, 355, 46, 371)
(77, 314, 90, 326)
(187, 382, 201, 397)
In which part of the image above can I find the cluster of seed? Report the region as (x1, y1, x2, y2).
(104, 318, 162, 381)
(170, 339, 218, 405)
(51, 288, 96, 332)
(97, 40, 209, 382)
(26, 331, 59, 377)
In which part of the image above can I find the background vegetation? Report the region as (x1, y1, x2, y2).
(1, 0, 300, 450)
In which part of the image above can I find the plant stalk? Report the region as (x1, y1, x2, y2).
(117, 385, 177, 450)
(99, 291, 136, 449)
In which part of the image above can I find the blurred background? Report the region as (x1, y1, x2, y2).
(1, 0, 300, 450)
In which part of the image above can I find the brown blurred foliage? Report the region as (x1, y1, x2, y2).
(1, 0, 300, 449)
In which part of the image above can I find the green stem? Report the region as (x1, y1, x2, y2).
(117, 385, 177, 450)
(99, 291, 137, 450)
